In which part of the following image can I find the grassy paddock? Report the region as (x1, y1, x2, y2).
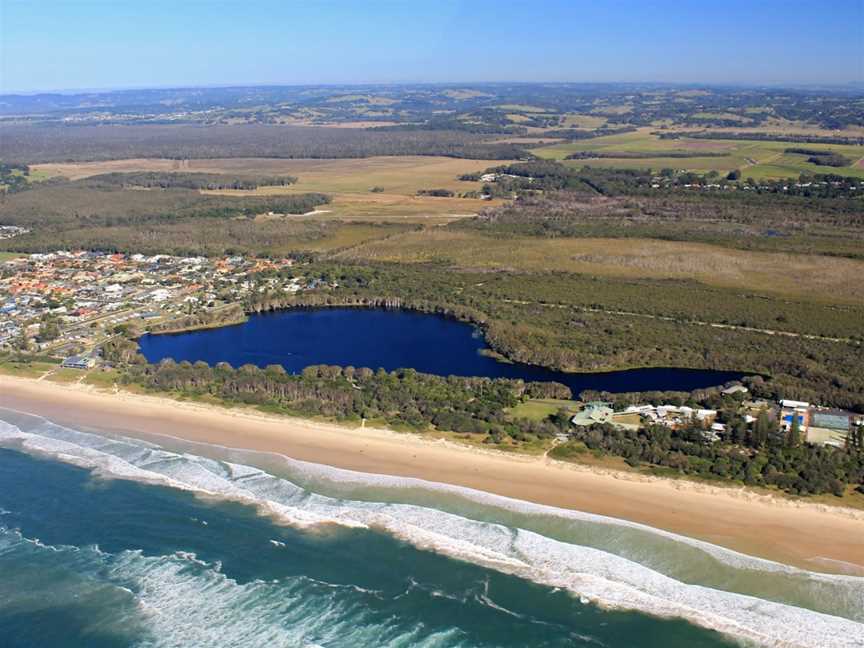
(32, 155, 503, 222)
(509, 398, 580, 421)
(531, 128, 864, 179)
(293, 223, 416, 251)
(337, 228, 864, 303)
(33, 155, 504, 193)
(0, 360, 59, 379)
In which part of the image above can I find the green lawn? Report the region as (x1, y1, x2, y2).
(84, 368, 121, 388)
(0, 360, 59, 379)
(508, 398, 580, 421)
(45, 368, 88, 384)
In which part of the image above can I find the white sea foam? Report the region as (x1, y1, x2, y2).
(0, 527, 460, 648)
(1, 417, 863, 648)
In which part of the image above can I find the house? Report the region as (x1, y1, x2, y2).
(630, 404, 718, 429)
(807, 408, 856, 447)
(62, 355, 96, 370)
(571, 402, 615, 426)
(780, 400, 810, 433)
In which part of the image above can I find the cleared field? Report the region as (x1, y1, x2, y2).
(44, 368, 88, 384)
(338, 229, 864, 303)
(33, 155, 505, 222)
(0, 361, 58, 379)
(509, 398, 580, 421)
(497, 104, 548, 113)
(33, 156, 500, 192)
(311, 194, 495, 222)
(560, 114, 608, 128)
(286, 223, 416, 251)
(531, 128, 864, 179)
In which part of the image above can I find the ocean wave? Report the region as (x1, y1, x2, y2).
(0, 527, 465, 648)
(1, 417, 863, 648)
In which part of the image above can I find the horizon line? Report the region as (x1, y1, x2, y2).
(3, 79, 863, 97)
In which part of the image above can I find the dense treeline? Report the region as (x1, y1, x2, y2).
(456, 173, 864, 258)
(559, 419, 864, 496)
(807, 153, 851, 167)
(416, 188, 455, 197)
(0, 124, 529, 163)
(218, 261, 864, 411)
(121, 358, 567, 439)
(145, 303, 248, 334)
(0, 220, 405, 258)
(564, 150, 729, 160)
(86, 172, 298, 190)
(539, 126, 638, 140)
(0, 163, 30, 193)
(372, 114, 525, 135)
(0, 179, 332, 254)
(669, 131, 864, 146)
(103, 328, 864, 496)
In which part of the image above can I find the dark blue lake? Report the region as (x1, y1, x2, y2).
(138, 308, 745, 395)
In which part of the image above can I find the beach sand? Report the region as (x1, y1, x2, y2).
(1, 374, 862, 574)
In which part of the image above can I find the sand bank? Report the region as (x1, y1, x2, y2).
(1, 374, 862, 573)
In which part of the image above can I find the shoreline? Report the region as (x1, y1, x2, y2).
(1, 374, 863, 574)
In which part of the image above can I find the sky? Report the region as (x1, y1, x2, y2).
(1, 0, 862, 93)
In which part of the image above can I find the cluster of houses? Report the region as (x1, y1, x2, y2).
(776, 399, 861, 447)
(0, 226, 29, 240)
(571, 386, 863, 448)
(650, 176, 860, 194)
(0, 250, 314, 358)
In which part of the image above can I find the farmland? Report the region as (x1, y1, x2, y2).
(32, 156, 504, 222)
(2, 83, 862, 412)
(531, 128, 864, 179)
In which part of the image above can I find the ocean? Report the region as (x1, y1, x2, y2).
(0, 406, 862, 648)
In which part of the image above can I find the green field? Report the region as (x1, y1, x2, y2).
(508, 398, 580, 421)
(0, 360, 59, 379)
(531, 128, 864, 179)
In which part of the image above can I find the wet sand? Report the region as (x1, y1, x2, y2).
(2, 374, 862, 573)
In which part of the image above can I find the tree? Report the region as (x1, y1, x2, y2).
(786, 413, 801, 448)
(14, 329, 31, 353)
(38, 314, 61, 342)
(753, 410, 773, 447)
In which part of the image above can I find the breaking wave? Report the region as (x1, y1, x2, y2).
(0, 527, 467, 648)
(0, 414, 862, 648)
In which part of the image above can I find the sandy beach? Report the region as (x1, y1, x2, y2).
(1, 374, 863, 574)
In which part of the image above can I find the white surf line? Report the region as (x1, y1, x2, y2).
(2, 411, 862, 648)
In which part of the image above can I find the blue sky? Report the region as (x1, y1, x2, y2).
(1, 0, 862, 92)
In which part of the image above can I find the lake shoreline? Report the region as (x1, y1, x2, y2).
(138, 306, 750, 393)
(1, 373, 862, 575)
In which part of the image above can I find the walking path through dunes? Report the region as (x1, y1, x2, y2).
(338, 229, 864, 303)
(1, 375, 863, 575)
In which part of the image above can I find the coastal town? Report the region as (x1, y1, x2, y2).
(0, 249, 310, 363)
(2, 249, 861, 451)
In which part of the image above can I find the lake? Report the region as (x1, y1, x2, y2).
(138, 308, 746, 395)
